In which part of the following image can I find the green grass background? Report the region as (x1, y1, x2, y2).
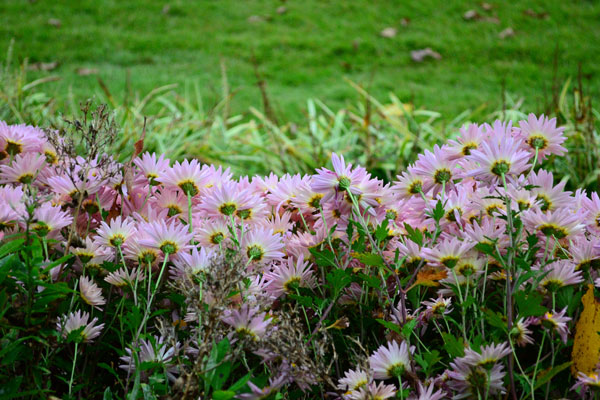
(1, 0, 599, 120)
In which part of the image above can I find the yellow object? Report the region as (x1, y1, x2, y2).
(572, 284, 600, 376)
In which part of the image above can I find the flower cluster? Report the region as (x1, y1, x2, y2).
(1, 113, 599, 398)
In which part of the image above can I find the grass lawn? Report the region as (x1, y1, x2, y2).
(1, 0, 599, 121)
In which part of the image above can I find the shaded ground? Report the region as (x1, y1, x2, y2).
(2, 0, 599, 120)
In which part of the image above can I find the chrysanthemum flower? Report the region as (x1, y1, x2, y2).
(0, 153, 46, 185)
(539, 260, 583, 292)
(221, 304, 272, 341)
(137, 219, 193, 257)
(447, 123, 486, 159)
(134, 152, 170, 184)
(392, 170, 425, 199)
(119, 336, 180, 382)
(571, 237, 600, 271)
(79, 276, 106, 309)
(0, 122, 44, 156)
(337, 368, 370, 393)
(510, 317, 534, 347)
(522, 207, 585, 240)
(422, 237, 474, 269)
(170, 247, 212, 279)
(410, 144, 457, 193)
(197, 181, 254, 218)
(462, 342, 511, 369)
(583, 192, 600, 234)
(96, 216, 137, 248)
(151, 188, 188, 218)
(105, 267, 143, 288)
(528, 169, 572, 212)
(159, 159, 207, 197)
(312, 153, 368, 200)
(57, 310, 104, 343)
(264, 255, 316, 298)
(447, 358, 506, 399)
(369, 340, 414, 379)
(538, 308, 571, 344)
(517, 113, 566, 160)
(465, 134, 530, 183)
(0, 186, 24, 230)
(348, 381, 397, 400)
(241, 228, 285, 265)
(572, 370, 600, 394)
(195, 218, 230, 247)
(422, 296, 453, 318)
(71, 237, 113, 269)
(236, 375, 288, 400)
(409, 382, 447, 400)
(32, 203, 73, 237)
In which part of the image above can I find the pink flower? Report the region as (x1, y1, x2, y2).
(32, 203, 73, 237)
(312, 153, 368, 201)
(134, 152, 170, 183)
(539, 260, 584, 291)
(159, 159, 207, 197)
(537, 307, 571, 344)
(242, 227, 285, 265)
(79, 276, 106, 309)
(264, 255, 316, 298)
(57, 310, 104, 343)
(222, 304, 272, 341)
(517, 113, 566, 160)
(368, 340, 414, 379)
(96, 216, 137, 249)
(527, 169, 572, 212)
(105, 267, 143, 288)
(410, 144, 457, 194)
(0, 153, 46, 185)
(137, 219, 194, 257)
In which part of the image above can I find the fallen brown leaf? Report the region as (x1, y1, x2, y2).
(523, 9, 549, 19)
(498, 27, 514, 39)
(276, 6, 287, 15)
(410, 48, 442, 63)
(47, 18, 61, 28)
(463, 9, 480, 20)
(481, 2, 493, 11)
(76, 67, 99, 76)
(28, 61, 59, 71)
(400, 17, 410, 26)
(380, 27, 397, 38)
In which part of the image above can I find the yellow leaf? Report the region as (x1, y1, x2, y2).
(572, 284, 600, 376)
(407, 268, 448, 291)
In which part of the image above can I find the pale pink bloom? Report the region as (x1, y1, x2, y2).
(465, 134, 530, 182)
(264, 255, 316, 298)
(463, 217, 507, 248)
(392, 170, 425, 198)
(123, 230, 161, 265)
(290, 177, 325, 214)
(235, 375, 288, 400)
(571, 237, 600, 270)
(572, 370, 600, 394)
(447, 358, 506, 399)
(195, 218, 230, 247)
(119, 336, 180, 382)
(221, 304, 272, 341)
(133, 152, 170, 182)
(348, 381, 397, 400)
(137, 219, 193, 256)
(32, 203, 73, 237)
(539, 260, 583, 291)
(408, 382, 447, 400)
(517, 113, 566, 160)
(79, 276, 106, 309)
(259, 212, 294, 239)
(527, 169, 572, 211)
(0, 122, 44, 156)
(196, 181, 254, 218)
(0, 152, 46, 184)
(422, 296, 453, 318)
(422, 237, 474, 269)
(313, 197, 352, 233)
(159, 159, 207, 196)
(57, 310, 104, 343)
(410, 144, 457, 193)
(170, 247, 213, 279)
(242, 227, 285, 265)
(0, 186, 25, 228)
(312, 153, 368, 201)
(266, 173, 307, 210)
(462, 342, 511, 367)
(521, 207, 585, 240)
(105, 267, 143, 288)
(583, 191, 600, 233)
(337, 368, 370, 392)
(537, 308, 571, 344)
(151, 188, 188, 219)
(96, 216, 137, 248)
(446, 123, 486, 159)
(70, 237, 113, 269)
(512, 318, 534, 347)
(369, 340, 414, 379)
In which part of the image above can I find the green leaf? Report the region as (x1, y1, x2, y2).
(326, 268, 352, 296)
(401, 318, 418, 339)
(309, 248, 336, 268)
(213, 390, 236, 400)
(0, 238, 25, 259)
(352, 252, 384, 267)
(289, 294, 313, 308)
(229, 372, 252, 392)
(515, 290, 547, 317)
(533, 361, 572, 390)
(441, 332, 465, 358)
(374, 219, 389, 242)
(432, 200, 445, 222)
(403, 223, 423, 246)
(376, 319, 402, 335)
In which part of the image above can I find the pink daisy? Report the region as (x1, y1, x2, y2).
(264, 255, 316, 298)
(57, 310, 104, 343)
(137, 219, 193, 257)
(517, 113, 566, 160)
(368, 340, 414, 379)
(79, 276, 106, 309)
(241, 227, 285, 265)
(96, 216, 137, 248)
(0, 152, 46, 185)
(221, 304, 272, 341)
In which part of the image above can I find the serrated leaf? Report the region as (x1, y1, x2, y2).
(309, 248, 336, 267)
(514, 290, 547, 317)
(351, 252, 384, 267)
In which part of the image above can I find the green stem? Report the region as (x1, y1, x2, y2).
(69, 342, 79, 396)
